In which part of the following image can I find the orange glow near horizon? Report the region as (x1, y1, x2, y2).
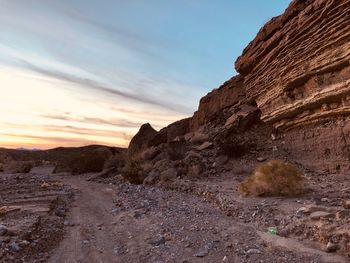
(0, 66, 187, 150)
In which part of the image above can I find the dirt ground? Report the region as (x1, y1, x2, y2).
(1, 167, 349, 263)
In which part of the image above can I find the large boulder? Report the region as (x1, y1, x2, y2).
(128, 123, 158, 158)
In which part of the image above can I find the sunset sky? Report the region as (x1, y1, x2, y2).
(0, 0, 290, 149)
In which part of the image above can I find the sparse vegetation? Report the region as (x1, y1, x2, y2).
(0, 163, 3, 172)
(0, 207, 7, 217)
(15, 161, 34, 174)
(239, 160, 304, 197)
(121, 159, 144, 184)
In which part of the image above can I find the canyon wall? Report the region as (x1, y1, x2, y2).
(186, 0, 350, 173)
(131, 0, 350, 174)
(235, 0, 350, 172)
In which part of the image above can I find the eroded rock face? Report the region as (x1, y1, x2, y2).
(232, 0, 350, 173)
(235, 0, 350, 130)
(191, 76, 246, 130)
(127, 0, 350, 180)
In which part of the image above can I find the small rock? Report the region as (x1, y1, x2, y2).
(336, 209, 350, 220)
(257, 157, 266, 162)
(111, 208, 121, 214)
(321, 198, 330, 203)
(10, 242, 21, 252)
(0, 225, 8, 236)
(149, 236, 166, 247)
(55, 208, 66, 217)
(326, 242, 337, 253)
(246, 248, 261, 255)
(194, 247, 209, 257)
(82, 240, 90, 245)
(223, 256, 229, 262)
(343, 200, 350, 209)
(197, 142, 213, 151)
(309, 211, 333, 220)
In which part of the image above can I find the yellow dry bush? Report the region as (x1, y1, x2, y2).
(239, 160, 304, 197)
(0, 206, 7, 217)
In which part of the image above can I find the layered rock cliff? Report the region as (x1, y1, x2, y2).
(236, 0, 350, 130)
(128, 0, 350, 177)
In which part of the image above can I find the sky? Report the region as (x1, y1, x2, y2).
(0, 0, 291, 149)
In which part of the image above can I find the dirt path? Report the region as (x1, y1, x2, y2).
(48, 176, 348, 263)
(49, 177, 118, 263)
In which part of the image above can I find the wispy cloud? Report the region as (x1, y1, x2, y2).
(41, 113, 143, 129)
(11, 58, 194, 114)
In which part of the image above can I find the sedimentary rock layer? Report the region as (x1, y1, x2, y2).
(236, 0, 350, 130)
(191, 76, 245, 130)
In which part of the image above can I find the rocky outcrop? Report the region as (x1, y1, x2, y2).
(127, 0, 350, 179)
(128, 123, 158, 158)
(235, 0, 350, 130)
(191, 76, 246, 130)
(234, 0, 350, 173)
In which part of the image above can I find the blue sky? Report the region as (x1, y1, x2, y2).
(0, 0, 291, 149)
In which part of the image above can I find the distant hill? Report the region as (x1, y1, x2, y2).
(0, 145, 127, 174)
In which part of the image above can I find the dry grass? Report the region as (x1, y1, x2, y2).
(0, 206, 7, 217)
(15, 161, 34, 174)
(121, 159, 145, 184)
(239, 160, 304, 197)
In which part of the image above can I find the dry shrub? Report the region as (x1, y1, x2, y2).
(15, 161, 34, 173)
(0, 206, 7, 217)
(239, 160, 304, 197)
(121, 159, 144, 184)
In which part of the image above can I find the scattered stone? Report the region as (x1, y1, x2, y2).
(0, 225, 8, 236)
(326, 242, 337, 253)
(336, 209, 350, 220)
(194, 246, 209, 257)
(114, 245, 127, 255)
(342, 200, 350, 209)
(321, 198, 330, 203)
(257, 157, 266, 162)
(160, 168, 177, 182)
(246, 248, 261, 255)
(10, 242, 21, 252)
(111, 208, 121, 214)
(197, 142, 213, 151)
(149, 236, 166, 247)
(309, 211, 333, 220)
(55, 208, 66, 217)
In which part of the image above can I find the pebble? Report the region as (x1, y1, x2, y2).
(194, 247, 209, 257)
(326, 242, 337, 253)
(149, 236, 166, 247)
(0, 225, 8, 236)
(10, 242, 21, 252)
(343, 200, 350, 209)
(257, 157, 266, 162)
(309, 211, 333, 220)
(246, 248, 262, 255)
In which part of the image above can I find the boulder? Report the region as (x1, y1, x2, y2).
(128, 123, 158, 158)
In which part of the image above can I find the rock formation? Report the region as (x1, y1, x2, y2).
(127, 0, 350, 180)
(236, 0, 350, 172)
